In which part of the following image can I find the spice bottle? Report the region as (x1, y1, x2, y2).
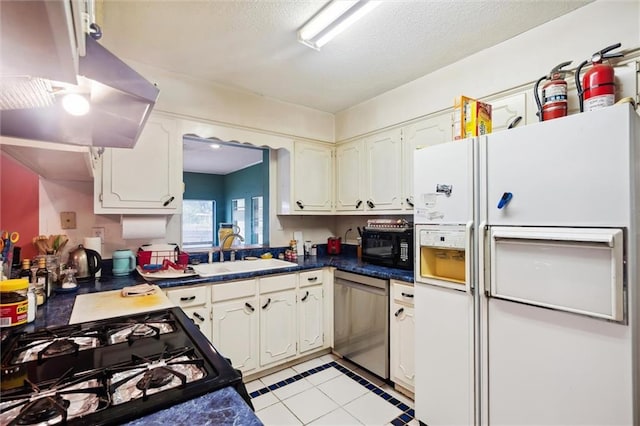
(19, 259, 32, 282)
(35, 257, 48, 306)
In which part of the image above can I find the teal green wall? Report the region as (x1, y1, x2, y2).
(183, 148, 269, 245)
(223, 149, 270, 244)
(183, 172, 225, 234)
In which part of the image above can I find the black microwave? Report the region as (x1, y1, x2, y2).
(361, 227, 414, 270)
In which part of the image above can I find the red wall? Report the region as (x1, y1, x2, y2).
(0, 152, 39, 261)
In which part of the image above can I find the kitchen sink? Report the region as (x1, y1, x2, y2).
(191, 258, 298, 277)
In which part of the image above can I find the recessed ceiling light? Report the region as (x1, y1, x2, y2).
(210, 143, 221, 149)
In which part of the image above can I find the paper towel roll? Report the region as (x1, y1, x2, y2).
(121, 216, 167, 239)
(83, 236, 102, 278)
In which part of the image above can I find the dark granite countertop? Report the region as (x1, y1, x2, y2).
(5, 252, 412, 425)
(27, 253, 413, 331)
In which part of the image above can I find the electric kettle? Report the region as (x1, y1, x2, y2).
(112, 249, 136, 276)
(68, 244, 102, 281)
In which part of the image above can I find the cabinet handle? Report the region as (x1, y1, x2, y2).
(307, 277, 318, 282)
(355, 200, 362, 209)
(406, 197, 414, 207)
(394, 307, 404, 317)
(180, 296, 196, 302)
(301, 291, 309, 302)
(163, 195, 175, 207)
(193, 312, 205, 321)
(296, 200, 305, 209)
(367, 200, 375, 209)
(401, 292, 414, 298)
(261, 298, 271, 310)
(244, 302, 255, 312)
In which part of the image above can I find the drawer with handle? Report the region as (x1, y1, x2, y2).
(299, 269, 323, 288)
(166, 285, 208, 307)
(392, 281, 414, 305)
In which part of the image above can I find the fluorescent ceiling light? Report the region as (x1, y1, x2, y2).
(210, 143, 221, 149)
(298, 0, 381, 50)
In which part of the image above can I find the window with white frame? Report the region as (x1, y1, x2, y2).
(182, 200, 216, 248)
(251, 196, 263, 244)
(232, 198, 246, 238)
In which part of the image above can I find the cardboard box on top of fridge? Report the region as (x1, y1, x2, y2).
(452, 96, 492, 140)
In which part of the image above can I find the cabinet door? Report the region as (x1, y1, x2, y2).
(335, 140, 364, 211)
(212, 297, 259, 373)
(403, 113, 451, 210)
(363, 129, 402, 211)
(298, 286, 324, 353)
(181, 305, 213, 343)
(259, 289, 297, 366)
(488, 92, 526, 134)
(293, 142, 333, 211)
(96, 114, 182, 213)
(390, 300, 415, 391)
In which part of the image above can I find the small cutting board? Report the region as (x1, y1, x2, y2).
(69, 285, 175, 324)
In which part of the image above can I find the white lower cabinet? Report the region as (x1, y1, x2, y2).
(212, 296, 259, 372)
(259, 289, 297, 366)
(166, 285, 212, 342)
(390, 280, 415, 392)
(298, 285, 324, 353)
(175, 268, 333, 375)
(181, 306, 213, 342)
(211, 279, 259, 373)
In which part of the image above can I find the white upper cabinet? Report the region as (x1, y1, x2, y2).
(335, 128, 402, 213)
(402, 112, 451, 210)
(94, 113, 183, 214)
(487, 93, 527, 133)
(364, 129, 403, 211)
(278, 141, 333, 214)
(335, 140, 365, 211)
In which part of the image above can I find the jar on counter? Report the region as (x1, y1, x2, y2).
(0, 278, 29, 328)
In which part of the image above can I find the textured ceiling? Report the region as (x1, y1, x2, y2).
(98, 0, 591, 173)
(99, 0, 592, 114)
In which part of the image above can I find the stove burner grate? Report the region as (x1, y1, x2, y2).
(106, 312, 176, 345)
(0, 370, 109, 426)
(109, 347, 206, 405)
(10, 327, 102, 365)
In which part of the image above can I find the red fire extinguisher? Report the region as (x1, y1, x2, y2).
(534, 61, 572, 122)
(576, 43, 624, 113)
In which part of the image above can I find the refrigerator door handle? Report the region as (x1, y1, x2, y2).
(465, 220, 473, 294)
(478, 221, 488, 297)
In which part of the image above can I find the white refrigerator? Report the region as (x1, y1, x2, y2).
(414, 103, 639, 425)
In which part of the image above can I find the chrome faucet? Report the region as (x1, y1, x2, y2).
(207, 247, 220, 264)
(220, 233, 244, 262)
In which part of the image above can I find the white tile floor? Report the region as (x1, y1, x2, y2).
(246, 354, 417, 426)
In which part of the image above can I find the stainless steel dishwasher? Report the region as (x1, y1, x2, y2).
(334, 270, 389, 379)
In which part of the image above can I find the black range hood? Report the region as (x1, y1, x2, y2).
(0, 0, 159, 149)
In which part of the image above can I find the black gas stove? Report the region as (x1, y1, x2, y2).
(0, 308, 252, 425)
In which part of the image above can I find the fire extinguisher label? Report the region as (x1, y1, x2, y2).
(543, 84, 567, 103)
(585, 94, 615, 112)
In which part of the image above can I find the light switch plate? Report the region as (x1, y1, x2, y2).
(60, 211, 77, 229)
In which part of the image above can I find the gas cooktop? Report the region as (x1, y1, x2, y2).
(0, 308, 250, 425)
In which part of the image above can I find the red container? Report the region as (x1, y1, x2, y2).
(177, 252, 189, 266)
(327, 237, 341, 255)
(137, 251, 152, 266)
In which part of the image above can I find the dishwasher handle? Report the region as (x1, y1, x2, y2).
(335, 278, 388, 297)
